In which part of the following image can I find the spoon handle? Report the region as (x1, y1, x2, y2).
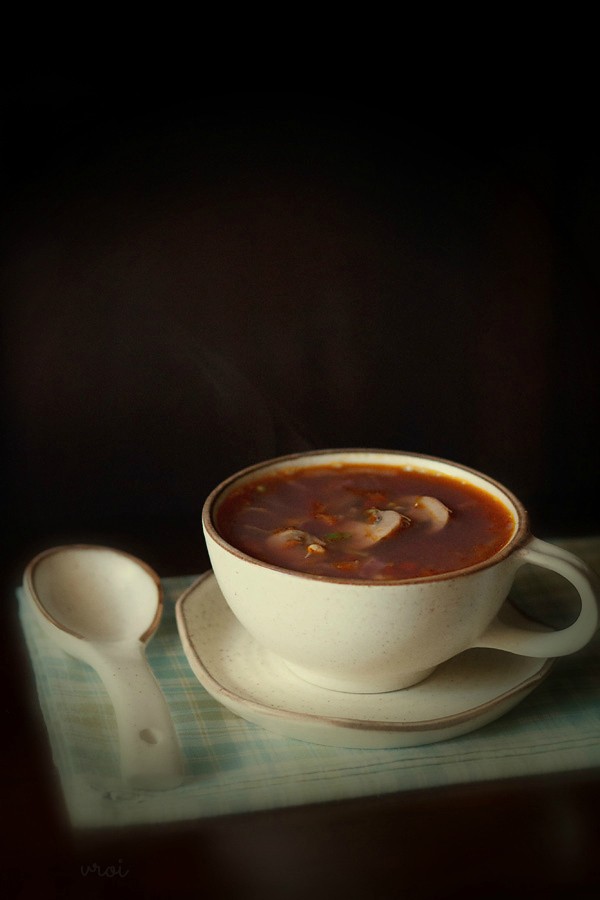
(88, 641, 184, 791)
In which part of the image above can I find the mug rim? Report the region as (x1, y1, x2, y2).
(202, 448, 531, 585)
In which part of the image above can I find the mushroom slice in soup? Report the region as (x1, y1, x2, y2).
(343, 509, 405, 550)
(401, 496, 451, 531)
(267, 528, 327, 556)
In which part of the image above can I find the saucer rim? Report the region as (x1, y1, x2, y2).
(176, 571, 554, 734)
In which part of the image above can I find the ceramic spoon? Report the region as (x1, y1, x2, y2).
(24, 544, 184, 791)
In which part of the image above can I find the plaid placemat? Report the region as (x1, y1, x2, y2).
(18, 537, 600, 829)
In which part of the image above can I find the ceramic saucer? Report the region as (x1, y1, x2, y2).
(175, 571, 553, 749)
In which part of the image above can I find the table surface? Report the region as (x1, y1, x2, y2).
(3, 527, 600, 900)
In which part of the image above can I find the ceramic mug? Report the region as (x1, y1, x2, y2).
(202, 450, 599, 693)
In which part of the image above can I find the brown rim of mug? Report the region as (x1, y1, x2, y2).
(201, 448, 531, 586)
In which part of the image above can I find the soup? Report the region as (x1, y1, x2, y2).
(215, 463, 515, 580)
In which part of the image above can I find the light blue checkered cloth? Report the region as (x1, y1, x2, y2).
(18, 537, 600, 829)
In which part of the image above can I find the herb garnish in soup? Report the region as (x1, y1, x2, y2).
(216, 464, 515, 580)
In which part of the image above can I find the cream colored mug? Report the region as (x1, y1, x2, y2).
(202, 450, 599, 693)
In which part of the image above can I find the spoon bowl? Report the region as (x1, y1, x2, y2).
(29, 544, 162, 642)
(24, 544, 184, 791)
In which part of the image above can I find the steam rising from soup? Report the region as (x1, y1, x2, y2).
(215, 464, 515, 580)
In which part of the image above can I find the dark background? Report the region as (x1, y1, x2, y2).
(1, 66, 599, 898)
(2, 74, 599, 572)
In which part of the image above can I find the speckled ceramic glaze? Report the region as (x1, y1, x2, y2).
(176, 571, 554, 748)
(202, 450, 599, 693)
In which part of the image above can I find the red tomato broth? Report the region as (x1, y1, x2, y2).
(215, 464, 516, 580)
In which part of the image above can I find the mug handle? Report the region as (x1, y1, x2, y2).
(473, 537, 599, 658)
